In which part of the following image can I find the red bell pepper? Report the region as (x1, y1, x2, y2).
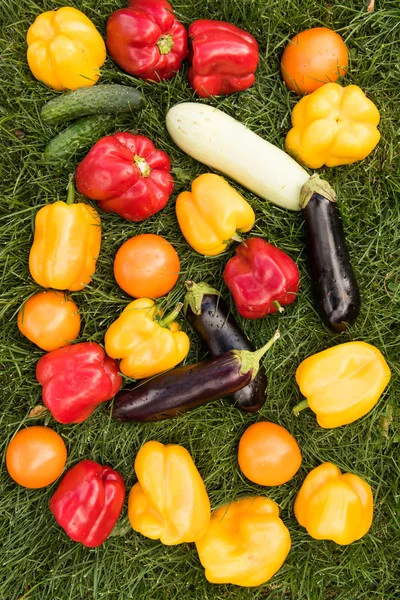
(106, 0, 188, 82)
(75, 133, 174, 222)
(50, 459, 125, 548)
(188, 20, 259, 97)
(36, 342, 122, 424)
(223, 238, 300, 319)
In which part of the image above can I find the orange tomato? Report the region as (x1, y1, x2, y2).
(238, 422, 302, 486)
(6, 426, 67, 488)
(17, 290, 80, 351)
(114, 234, 180, 298)
(281, 27, 348, 95)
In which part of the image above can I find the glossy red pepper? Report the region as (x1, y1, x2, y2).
(223, 238, 300, 319)
(188, 20, 259, 97)
(75, 133, 174, 222)
(50, 459, 125, 548)
(36, 342, 122, 424)
(106, 0, 188, 82)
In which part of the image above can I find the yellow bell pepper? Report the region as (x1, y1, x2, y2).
(128, 441, 211, 545)
(285, 83, 380, 168)
(176, 173, 255, 256)
(27, 7, 106, 91)
(29, 183, 101, 292)
(195, 497, 291, 587)
(294, 463, 373, 546)
(104, 298, 190, 379)
(294, 341, 391, 428)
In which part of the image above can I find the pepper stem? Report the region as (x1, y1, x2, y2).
(158, 303, 183, 328)
(231, 232, 243, 243)
(237, 330, 280, 381)
(300, 174, 337, 209)
(184, 281, 221, 316)
(293, 399, 309, 416)
(66, 176, 75, 205)
(157, 34, 174, 55)
(134, 155, 151, 178)
(273, 300, 285, 313)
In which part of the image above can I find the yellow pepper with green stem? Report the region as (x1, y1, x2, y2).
(294, 463, 374, 545)
(128, 441, 210, 545)
(104, 298, 190, 379)
(294, 341, 391, 428)
(27, 7, 106, 90)
(195, 497, 291, 587)
(29, 182, 101, 292)
(285, 83, 380, 168)
(176, 173, 255, 256)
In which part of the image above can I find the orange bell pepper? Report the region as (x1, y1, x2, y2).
(294, 341, 391, 428)
(176, 173, 255, 256)
(29, 182, 101, 292)
(27, 7, 106, 90)
(294, 463, 373, 545)
(195, 497, 291, 586)
(128, 441, 210, 545)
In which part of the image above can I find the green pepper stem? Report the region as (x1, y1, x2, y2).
(231, 232, 243, 243)
(66, 177, 75, 205)
(237, 330, 280, 380)
(158, 303, 183, 328)
(157, 34, 174, 55)
(273, 300, 285, 313)
(293, 399, 309, 416)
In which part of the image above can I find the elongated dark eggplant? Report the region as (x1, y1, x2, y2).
(301, 174, 361, 332)
(183, 281, 268, 412)
(112, 332, 279, 422)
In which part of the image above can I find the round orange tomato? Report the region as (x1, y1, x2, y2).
(114, 234, 180, 298)
(17, 290, 80, 352)
(281, 27, 348, 95)
(6, 426, 67, 488)
(238, 422, 302, 486)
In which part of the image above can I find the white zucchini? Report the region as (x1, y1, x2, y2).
(166, 102, 309, 211)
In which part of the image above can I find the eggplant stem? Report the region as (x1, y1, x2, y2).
(66, 176, 75, 205)
(184, 281, 221, 316)
(158, 303, 183, 328)
(293, 399, 309, 416)
(252, 330, 280, 362)
(273, 300, 285, 313)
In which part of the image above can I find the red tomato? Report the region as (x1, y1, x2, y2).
(238, 422, 302, 486)
(6, 426, 67, 488)
(281, 27, 348, 95)
(17, 291, 80, 351)
(114, 234, 180, 298)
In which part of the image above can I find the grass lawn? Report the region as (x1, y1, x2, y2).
(1, 0, 399, 598)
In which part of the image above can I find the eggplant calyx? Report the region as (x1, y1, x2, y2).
(293, 399, 309, 416)
(236, 330, 280, 381)
(183, 281, 221, 316)
(300, 174, 337, 209)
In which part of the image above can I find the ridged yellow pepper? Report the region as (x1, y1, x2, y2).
(29, 184, 101, 292)
(294, 341, 391, 428)
(104, 298, 190, 379)
(176, 173, 255, 256)
(285, 83, 380, 168)
(128, 441, 211, 545)
(195, 497, 291, 587)
(294, 463, 373, 546)
(26, 7, 106, 90)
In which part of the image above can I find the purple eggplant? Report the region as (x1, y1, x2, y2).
(301, 174, 361, 332)
(184, 281, 268, 412)
(112, 331, 280, 422)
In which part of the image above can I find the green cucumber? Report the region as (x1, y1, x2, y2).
(43, 115, 115, 166)
(41, 85, 144, 126)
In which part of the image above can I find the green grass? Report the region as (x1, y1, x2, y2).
(1, 0, 399, 598)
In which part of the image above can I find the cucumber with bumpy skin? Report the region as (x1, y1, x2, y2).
(41, 85, 144, 125)
(43, 115, 115, 166)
